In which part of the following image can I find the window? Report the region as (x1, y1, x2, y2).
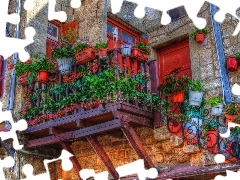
(47, 22, 59, 42)
(167, 6, 187, 22)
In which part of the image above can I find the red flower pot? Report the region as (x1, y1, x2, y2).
(75, 47, 96, 64)
(171, 91, 184, 103)
(227, 57, 238, 72)
(37, 70, 48, 82)
(195, 33, 205, 44)
(206, 130, 218, 153)
(142, 39, 149, 44)
(18, 73, 28, 85)
(131, 48, 149, 62)
(225, 114, 235, 127)
(98, 48, 108, 57)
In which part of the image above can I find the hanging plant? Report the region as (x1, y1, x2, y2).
(94, 41, 108, 59)
(131, 42, 150, 62)
(189, 27, 208, 44)
(73, 41, 96, 64)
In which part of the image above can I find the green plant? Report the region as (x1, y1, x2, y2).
(133, 42, 151, 54)
(235, 52, 240, 64)
(204, 96, 223, 107)
(15, 61, 31, 76)
(52, 43, 74, 59)
(94, 42, 108, 50)
(189, 79, 204, 92)
(189, 27, 208, 40)
(73, 42, 90, 53)
(200, 121, 217, 131)
(224, 103, 240, 115)
(60, 28, 77, 45)
(158, 71, 190, 96)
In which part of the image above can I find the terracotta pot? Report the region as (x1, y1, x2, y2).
(142, 39, 149, 44)
(172, 91, 184, 103)
(37, 70, 48, 82)
(227, 57, 238, 72)
(206, 130, 218, 153)
(225, 114, 235, 127)
(98, 48, 108, 58)
(75, 47, 96, 64)
(195, 33, 205, 44)
(131, 48, 149, 62)
(18, 73, 28, 85)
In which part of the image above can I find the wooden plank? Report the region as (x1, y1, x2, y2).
(50, 128, 82, 180)
(87, 136, 119, 179)
(121, 122, 155, 169)
(26, 119, 122, 148)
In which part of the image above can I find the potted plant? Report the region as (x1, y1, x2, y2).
(204, 96, 224, 116)
(121, 41, 133, 57)
(188, 79, 204, 106)
(29, 53, 55, 83)
(190, 28, 208, 44)
(73, 41, 96, 64)
(224, 102, 240, 126)
(158, 72, 190, 103)
(227, 52, 240, 72)
(201, 122, 218, 153)
(131, 42, 151, 62)
(94, 41, 108, 59)
(15, 60, 31, 85)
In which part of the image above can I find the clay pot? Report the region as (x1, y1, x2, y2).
(37, 70, 48, 82)
(131, 48, 149, 62)
(75, 47, 96, 64)
(227, 57, 238, 72)
(172, 91, 185, 103)
(195, 33, 205, 44)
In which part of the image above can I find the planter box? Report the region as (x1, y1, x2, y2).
(211, 104, 223, 116)
(18, 73, 28, 85)
(189, 91, 203, 106)
(57, 57, 73, 75)
(121, 44, 132, 57)
(171, 91, 184, 103)
(131, 48, 149, 62)
(75, 47, 96, 64)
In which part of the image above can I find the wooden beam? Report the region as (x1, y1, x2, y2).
(50, 128, 82, 180)
(87, 136, 119, 180)
(26, 119, 122, 148)
(121, 122, 155, 169)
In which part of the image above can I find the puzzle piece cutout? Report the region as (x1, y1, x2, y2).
(0, 0, 35, 62)
(215, 170, 240, 180)
(109, 0, 240, 35)
(0, 156, 14, 179)
(20, 149, 73, 180)
(0, 102, 28, 150)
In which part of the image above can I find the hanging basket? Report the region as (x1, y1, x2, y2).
(121, 44, 132, 57)
(227, 57, 238, 72)
(131, 48, 149, 62)
(195, 33, 205, 44)
(37, 70, 48, 82)
(75, 47, 96, 64)
(57, 57, 73, 75)
(211, 104, 223, 116)
(206, 129, 218, 153)
(18, 73, 28, 85)
(189, 91, 203, 106)
(171, 91, 185, 103)
(97, 48, 108, 59)
(225, 114, 235, 127)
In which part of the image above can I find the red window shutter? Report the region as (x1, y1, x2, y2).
(61, 20, 78, 45)
(0, 56, 4, 97)
(46, 41, 53, 59)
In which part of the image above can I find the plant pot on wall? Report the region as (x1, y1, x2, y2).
(172, 91, 185, 103)
(121, 44, 132, 57)
(211, 104, 223, 116)
(195, 33, 205, 44)
(37, 70, 48, 82)
(227, 57, 238, 72)
(57, 57, 73, 75)
(75, 47, 96, 64)
(189, 91, 203, 106)
(131, 48, 149, 62)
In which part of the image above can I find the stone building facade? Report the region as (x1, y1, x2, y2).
(0, 0, 239, 180)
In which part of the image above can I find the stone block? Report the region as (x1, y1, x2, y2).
(176, 151, 190, 163)
(190, 153, 202, 166)
(154, 126, 170, 141)
(170, 135, 183, 147)
(162, 141, 173, 153)
(183, 145, 200, 154)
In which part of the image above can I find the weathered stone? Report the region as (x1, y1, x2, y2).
(183, 145, 200, 154)
(170, 135, 183, 147)
(162, 141, 173, 153)
(153, 126, 170, 141)
(176, 151, 190, 163)
(202, 153, 216, 166)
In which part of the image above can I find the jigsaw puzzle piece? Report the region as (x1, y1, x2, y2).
(0, 156, 15, 179)
(70, 0, 81, 8)
(24, 0, 35, 11)
(48, 0, 67, 22)
(109, 0, 124, 14)
(116, 159, 158, 180)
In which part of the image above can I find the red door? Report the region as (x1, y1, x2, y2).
(158, 40, 192, 137)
